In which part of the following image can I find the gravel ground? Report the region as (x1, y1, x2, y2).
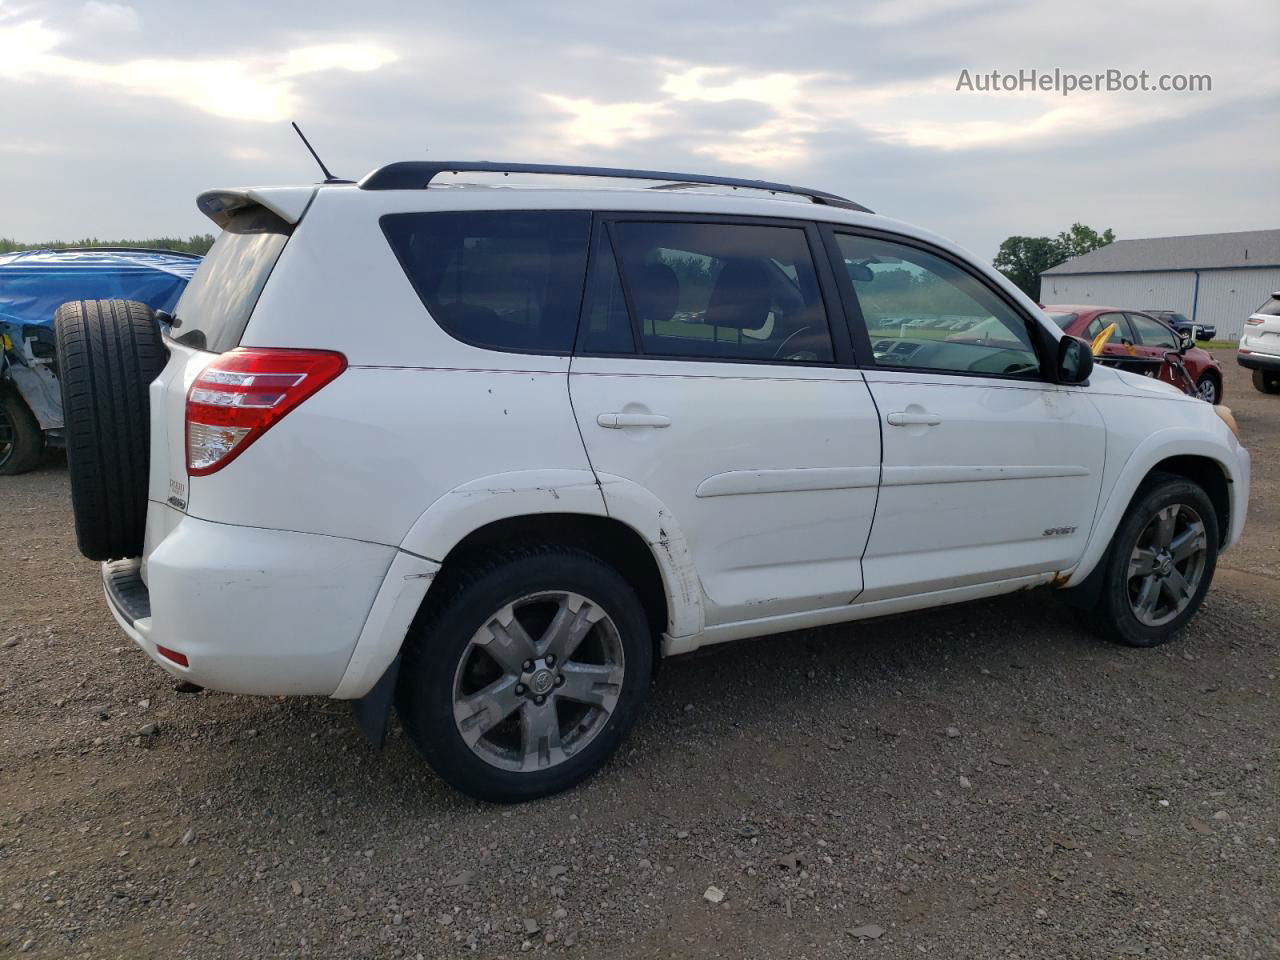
(1, 361, 1276, 960)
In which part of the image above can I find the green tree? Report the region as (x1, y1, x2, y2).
(992, 235, 1067, 299)
(0, 234, 216, 256)
(992, 223, 1115, 298)
(1055, 222, 1116, 260)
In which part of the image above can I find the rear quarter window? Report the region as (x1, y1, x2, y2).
(381, 211, 592, 354)
(1255, 297, 1280, 317)
(172, 207, 292, 353)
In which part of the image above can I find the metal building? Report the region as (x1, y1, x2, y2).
(1039, 229, 1280, 340)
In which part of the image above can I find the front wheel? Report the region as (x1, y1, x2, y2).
(396, 547, 654, 802)
(1088, 474, 1218, 647)
(1194, 374, 1220, 404)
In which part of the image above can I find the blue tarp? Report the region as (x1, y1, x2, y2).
(0, 248, 201, 329)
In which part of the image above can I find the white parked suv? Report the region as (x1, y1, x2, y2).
(1239, 292, 1280, 393)
(54, 162, 1250, 801)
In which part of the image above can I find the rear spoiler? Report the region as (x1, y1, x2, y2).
(196, 186, 318, 229)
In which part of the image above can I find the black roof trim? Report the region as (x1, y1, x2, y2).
(357, 161, 873, 213)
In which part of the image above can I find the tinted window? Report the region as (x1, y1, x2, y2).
(382, 211, 591, 353)
(173, 207, 291, 353)
(591, 221, 834, 363)
(835, 234, 1039, 377)
(1129, 313, 1178, 349)
(1046, 311, 1077, 330)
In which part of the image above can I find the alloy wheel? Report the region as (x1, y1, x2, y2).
(1196, 378, 1218, 403)
(451, 591, 625, 773)
(1126, 503, 1209, 627)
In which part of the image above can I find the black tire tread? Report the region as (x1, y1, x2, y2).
(1086, 471, 1218, 648)
(396, 542, 653, 802)
(53, 299, 167, 560)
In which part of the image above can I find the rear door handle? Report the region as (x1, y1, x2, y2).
(597, 413, 672, 429)
(886, 411, 942, 427)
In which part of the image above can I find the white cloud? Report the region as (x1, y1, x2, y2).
(540, 94, 668, 148)
(540, 58, 1254, 165)
(81, 1, 139, 32)
(0, 18, 396, 122)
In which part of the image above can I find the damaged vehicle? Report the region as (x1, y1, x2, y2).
(54, 162, 1250, 802)
(0, 248, 199, 474)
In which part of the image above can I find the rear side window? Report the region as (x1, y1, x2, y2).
(582, 220, 834, 363)
(1256, 296, 1280, 317)
(173, 207, 291, 353)
(382, 211, 591, 354)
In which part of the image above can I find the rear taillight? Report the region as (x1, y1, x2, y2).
(1246, 316, 1264, 325)
(186, 348, 346, 476)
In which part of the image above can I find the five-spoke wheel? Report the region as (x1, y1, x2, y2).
(1126, 504, 1209, 627)
(1089, 472, 1219, 647)
(396, 547, 652, 802)
(452, 591, 626, 773)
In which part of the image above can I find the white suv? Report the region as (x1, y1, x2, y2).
(1240, 292, 1280, 393)
(54, 162, 1250, 801)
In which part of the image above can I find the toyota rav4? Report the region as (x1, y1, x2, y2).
(54, 162, 1250, 802)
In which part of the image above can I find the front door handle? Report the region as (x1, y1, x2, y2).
(886, 411, 942, 427)
(597, 413, 672, 429)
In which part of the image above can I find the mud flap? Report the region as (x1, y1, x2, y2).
(350, 654, 400, 749)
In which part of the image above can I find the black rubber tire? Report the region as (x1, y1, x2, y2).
(53, 300, 167, 561)
(0, 388, 45, 475)
(1194, 373, 1220, 404)
(1086, 473, 1219, 648)
(1252, 369, 1280, 394)
(396, 546, 654, 803)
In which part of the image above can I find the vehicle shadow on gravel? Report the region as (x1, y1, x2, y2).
(197, 587, 1131, 815)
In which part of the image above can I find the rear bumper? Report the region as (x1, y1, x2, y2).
(1237, 350, 1280, 372)
(105, 512, 398, 695)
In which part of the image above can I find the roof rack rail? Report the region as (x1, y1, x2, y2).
(357, 161, 873, 213)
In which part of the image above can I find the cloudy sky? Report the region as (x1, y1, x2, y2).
(1, 0, 1277, 260)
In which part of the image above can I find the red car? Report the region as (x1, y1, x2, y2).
(1043, 305, 1224, 404)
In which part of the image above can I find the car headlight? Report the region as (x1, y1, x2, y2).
(1213, 404, 1240, 440)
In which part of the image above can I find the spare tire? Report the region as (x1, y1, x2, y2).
(54, 300, 167, 561)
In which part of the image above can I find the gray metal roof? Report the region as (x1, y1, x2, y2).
(1041, 228, 1280, 276)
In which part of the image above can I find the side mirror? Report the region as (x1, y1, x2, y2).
(1178, 331, 1195, 352)
(1057, 335, 1093, 384)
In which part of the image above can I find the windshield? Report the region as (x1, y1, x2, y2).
(1046, 311, 1077, 330)
(172, 207, 292, 352)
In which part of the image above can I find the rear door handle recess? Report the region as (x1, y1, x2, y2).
(597, 413, 672, 429)
(886, 411, 942, 427)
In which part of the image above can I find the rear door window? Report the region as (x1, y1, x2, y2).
(581, 220, 834, 363)
(381, 211, 591, 354)
(172, 207, 292, 353)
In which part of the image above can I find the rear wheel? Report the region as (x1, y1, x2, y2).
(53, 300, 167, 561)
(1087, 474, 1218, 647)
(396, 546, 653, 802)
(1252, 369, 1280, 394)
(0, 389, 45, 475)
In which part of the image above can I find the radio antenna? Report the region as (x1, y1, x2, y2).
(290, 122, 351, 184)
